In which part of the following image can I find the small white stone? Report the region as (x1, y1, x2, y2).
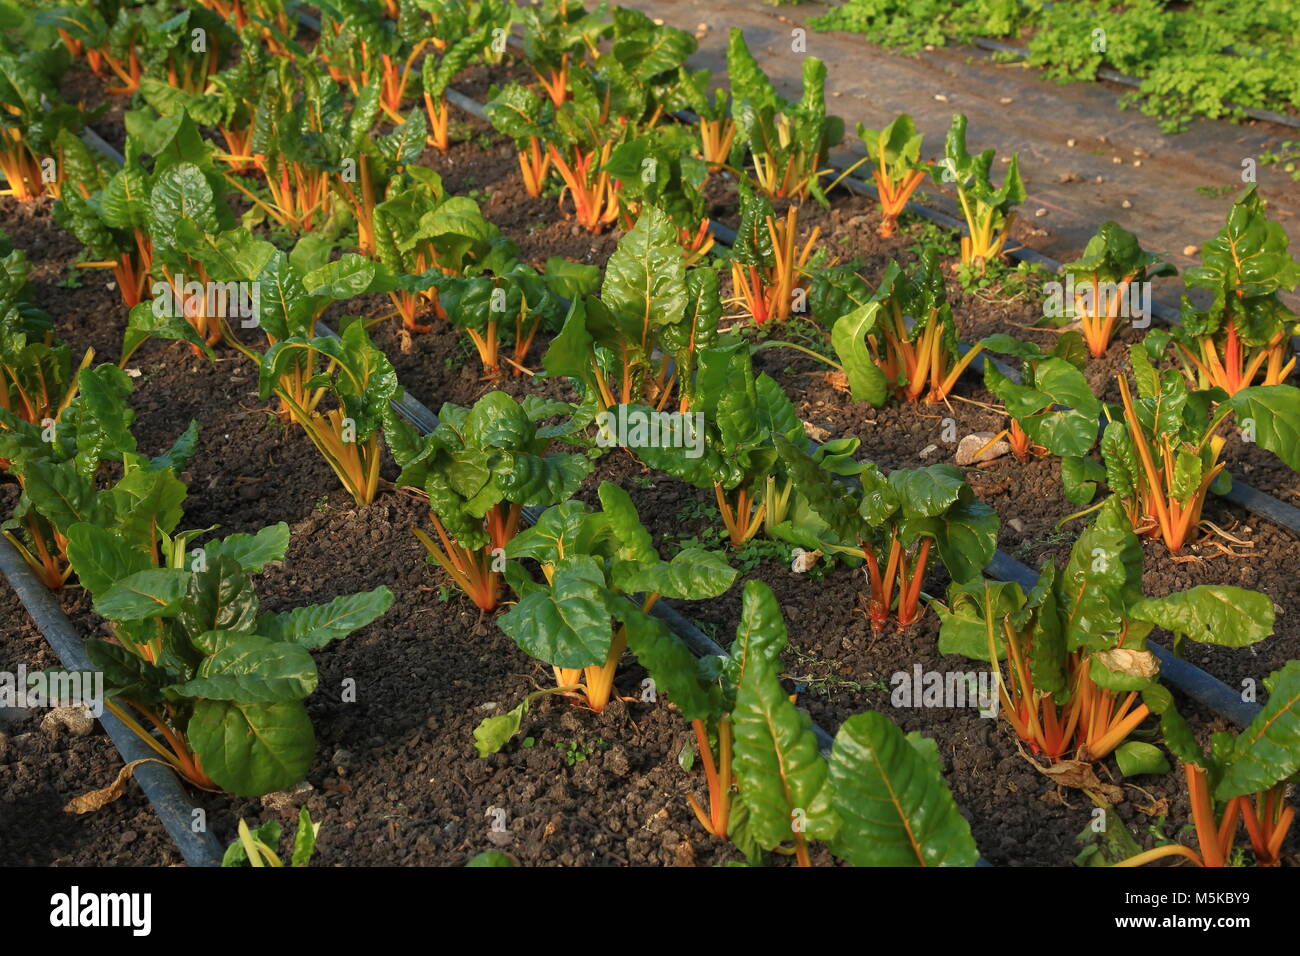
(955, 433, 1010, 466)
(41, 705, 94, 737)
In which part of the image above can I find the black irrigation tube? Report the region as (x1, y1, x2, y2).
(0, 539, 226, 867)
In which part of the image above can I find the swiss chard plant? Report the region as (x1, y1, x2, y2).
(544, 206, 701, 412)
(0, 249, 91, 448)
(73, 517, 393, 796)
(486, 481, 738, 715)
(936, 499, 1274, 762)
(604, 125, 713, 262)
(1086, 345, 1300, 554)
(1170, 185, 1300, 395)
(635, 578, 980, 865)
(980, 332, 1101, 462)
(221, 60, 337, 237)
(371, 176, 515, 343)
(853, 115, 931, 238)
(678, 65, 732, 169)
(629, 339, 806, 548)
(726, 28, 843, 203)
(1119, 664, 1300, 867)
(829, 250, 986, 404)
(258, 319, 401, 506)
(417, 7, 503, 151)
(0, 362, 197, 589)
(728, 182, 822, 325)
(383, 390, 592, 612)
(0, 46, 95, 202)
(485, 83, 553, 198)
(282, 73, 427, 257)
(1058, 221, 1175, 358)
(936, 113, 1024, 271)
(515, 0, 609, 108)
(126, 2, 233, 95)
(775, 434, 999, 631)
(538, 66, 633, 233)
(223, 806, 320, 868)
(429, 256, 598, 377)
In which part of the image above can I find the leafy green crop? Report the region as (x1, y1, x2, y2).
(937, 498, 1274, 761)
(385, 390, 592, 611)
(775, 434, 999, 631)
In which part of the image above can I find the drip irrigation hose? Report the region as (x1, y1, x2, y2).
(0, 538, 226, 867)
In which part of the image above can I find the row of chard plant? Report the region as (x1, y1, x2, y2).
(2, 0, 1299, 867)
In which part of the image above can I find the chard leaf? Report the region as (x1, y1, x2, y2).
(66, 522, 152, 598)
(474, 698, 530, 758)
(204, 522, 290, 572)
(830, 301, 888, 406)
(1114, 741, 1171, 778)
(20, 461, 100, 534)
(1228, 385, 1300, 471)
(171, 634, 317, 702)
(1217, 661, 1300, 801)
(1129, 585, 1273, 648)
(731, 655, 836, 850)
(829, 713, 979, 867)
(610, 547, 738, 601)
(94, 568, 191, 621)
(188, 698, 314, 797)
(621, 603, 719, 722)
(497, 556, 614, 669)
(256, 586, 395, 649)
(729, 579, 789, 677)
(600, 206, 686, 339)
(179, 554, 258, 639)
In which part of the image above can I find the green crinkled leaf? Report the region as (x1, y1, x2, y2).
(65, 522, 152, 599)
(178, 554, 258, 639)
(831, 301, 888, 406)
(1217, 661, 1300, 801)
(1114, 741, 1171, 778)
(731, 655, 836, 850)
(188, 698, 314, 797)
(729, 579, 789, 676)
(622, 603, 720, 722)
(601, 206, 686, 338)
(1061, 455, 1106, 507)
(1129, 585, 1274, 648)
(255, 586, 395, 649)
(474, 698, 530, 758)
(204, 523, 290, 572)
(497, 556, 614, 669)
(828, 712, 979, 866)
(1228, 385, 1300, 472)
(94, 568, 192, 621)
(171, 633, 317, 703)
(611, 547, 738, 601)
